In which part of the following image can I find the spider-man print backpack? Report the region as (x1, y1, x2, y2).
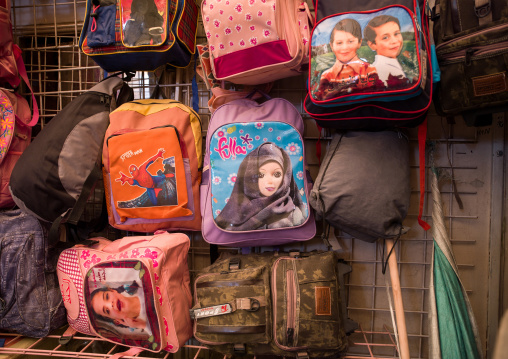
(56, 231, 193, 358)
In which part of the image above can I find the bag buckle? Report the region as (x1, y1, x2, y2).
(430, 5, 440, 20)
(475, 2, 491, 17)
(229, 258, 240, 270)
(245, 298, 260, 312)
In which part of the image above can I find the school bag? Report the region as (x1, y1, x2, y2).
(102, 99, 202, 233)
(9, 75, 133, 242)
(309, 130, 410, 243)
(200, 0, 313, 85)
(56, 231, 193, 356)
(0, 89, 36, 208)
(0, 209, 67, 338)
(201, 95, 316, 247)
(191, 250, 357, 358)
(431, 0, 508, 126)
(79, 0, 198, 72)
(1, 0, 39, 208)
(304, 0, 434, 130)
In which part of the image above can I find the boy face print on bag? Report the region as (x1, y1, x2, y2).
(210, 123, 309, 232)
(330, 21, 362, 64)
(309, 7, 420, 101)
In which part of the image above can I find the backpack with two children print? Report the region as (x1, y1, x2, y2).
(304, 0, 435, 130)
(201, 94, 316, 247)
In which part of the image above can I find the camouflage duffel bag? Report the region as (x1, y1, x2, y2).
(191, 251, 357, 358)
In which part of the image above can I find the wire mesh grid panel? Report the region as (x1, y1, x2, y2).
(1, 0, 501, 358)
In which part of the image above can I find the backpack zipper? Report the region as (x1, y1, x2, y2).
(436, 22, 508, 54)
(272, 257, 307, 351)
(106, 124, 181, 146)
(438, 42, 508, 65)
(286, 266, 296, 346)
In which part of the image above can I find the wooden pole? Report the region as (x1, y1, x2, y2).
(386, 238, 410, 359)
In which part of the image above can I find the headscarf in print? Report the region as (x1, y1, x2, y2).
(215, 142, 306, 231)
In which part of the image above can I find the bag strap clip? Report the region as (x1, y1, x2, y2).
(475, 1, 491, 17)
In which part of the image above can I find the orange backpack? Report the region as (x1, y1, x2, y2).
(102, 99, 202, 233)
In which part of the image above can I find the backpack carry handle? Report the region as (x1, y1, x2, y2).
(12, 45, 39, 127)
(245, 88, 271, 101)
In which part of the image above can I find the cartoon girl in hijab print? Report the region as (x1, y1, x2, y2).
(214, 142, 307, 231)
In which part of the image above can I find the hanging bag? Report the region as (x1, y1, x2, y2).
(200, 0, 313, 85)
(304, 0, 434, 130)
(192, 250, 356, 358)
(57, 231, 193, 356)
(10, 75, 132, 242)
(309, 130, 411, 243)
(201, 95, 316, 247)
(79, 0, 199, 72)
(102, 99, 203, 233)
(431, 0, 508, 125)
(0, 209, 67, 338)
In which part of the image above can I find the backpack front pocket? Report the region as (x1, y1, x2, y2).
(272, 254, 346, 352)
(107, 126, 192, 223)
(83, 259, 163, 351)
(119, 0, 168, 47)
(86, 0, 116, 48)
(309, 6, 422, 104)
(193, 265, 272, 346)
(209, 121, 309, 233)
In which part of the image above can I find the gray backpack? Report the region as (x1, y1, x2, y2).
(309, 130, 410, 243)
(0, 209, 67, 337)
(10, 75, 133, 243)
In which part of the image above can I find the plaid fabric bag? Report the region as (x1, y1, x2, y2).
(79, 0, 198, 72)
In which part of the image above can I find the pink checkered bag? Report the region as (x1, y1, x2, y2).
(57, 231, 192, 358)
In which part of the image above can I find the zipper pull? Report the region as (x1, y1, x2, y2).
(287, 328, 294, 345)
(465, 48, 478, 66)
(100, 95, 111, 106)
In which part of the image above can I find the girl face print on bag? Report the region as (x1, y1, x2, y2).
(210, 122, 309, 232)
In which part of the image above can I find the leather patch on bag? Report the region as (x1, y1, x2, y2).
(472, 72, 507, 96)
(315, 286, 332, 315)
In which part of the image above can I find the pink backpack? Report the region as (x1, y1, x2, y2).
(201, 0, 313, 85)
(1, 0, 39, 207)
(57, 231, 193, 358)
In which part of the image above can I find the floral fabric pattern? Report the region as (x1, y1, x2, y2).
(202, 0, 278, 60)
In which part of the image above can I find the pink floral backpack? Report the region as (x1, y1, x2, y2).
(56, 231, 193, 358)
(201, 0, 313, 85)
